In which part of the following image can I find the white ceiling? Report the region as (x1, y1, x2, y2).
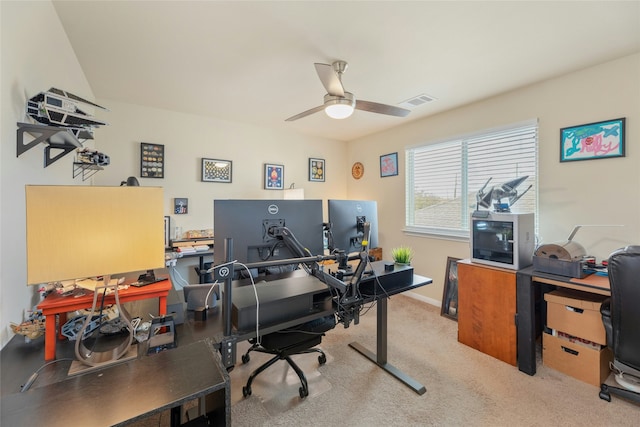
(52, 1, 640, 142)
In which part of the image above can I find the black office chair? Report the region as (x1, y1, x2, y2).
(241, 314, 336, 399)
(599, 245, 640, 403)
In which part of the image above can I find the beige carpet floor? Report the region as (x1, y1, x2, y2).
(136, 295, 640, 426)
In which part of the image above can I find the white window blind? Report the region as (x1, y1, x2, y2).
(405, 120, 538, 239)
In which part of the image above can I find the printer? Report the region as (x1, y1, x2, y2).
(533, 227, 588, 278)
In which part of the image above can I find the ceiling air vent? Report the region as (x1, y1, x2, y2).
(399, 94, 437, 109)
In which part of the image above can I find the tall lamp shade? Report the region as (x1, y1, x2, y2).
(26, 185, 165, 285)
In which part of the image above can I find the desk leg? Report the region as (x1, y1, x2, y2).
(199, 255, 205, 284)
(349, 298, 427, 395)
(516, 272, 536, 375)
(44, 314, 57, 361)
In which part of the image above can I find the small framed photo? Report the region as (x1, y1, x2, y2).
(309, 158, 325, 182)
(174, 198, 188, 215)
(441, 257, 460, 321)
(264, 163, 284, 190)
(164, 216, 171, 248)
(202, 158, 232, 183)
(380, 152, 398, 177)
(560, 117, 625, 162)
(140, 142, 164, 178)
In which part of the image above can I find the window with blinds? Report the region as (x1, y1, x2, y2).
(405, 120, 538, 239)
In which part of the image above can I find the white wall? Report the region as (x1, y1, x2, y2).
(348, 53, 640, 303)
(91, 100, 348, 282)
(0, 1, 96, 347)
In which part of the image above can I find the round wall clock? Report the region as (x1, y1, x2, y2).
(351, 162, 364, 179)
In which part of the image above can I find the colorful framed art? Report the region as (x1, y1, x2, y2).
(309, 158, 325, 182)
(140, 142, 164, 178)
(380, 152, 398, 177)
(264, 163, 284, 190)
(560, 118, 625, 162)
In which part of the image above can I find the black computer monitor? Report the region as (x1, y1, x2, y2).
(213, 199, 324, 269)
(328, 199, 379, 254)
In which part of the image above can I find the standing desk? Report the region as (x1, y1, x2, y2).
(516, 267, 610, 375)
(0, 339, 230, 427)
(350, 270, 432, 395)
(37, 278, 171, 360)
(210, 260, 432, 394)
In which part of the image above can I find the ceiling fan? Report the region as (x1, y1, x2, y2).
(285, 60, 411, 121)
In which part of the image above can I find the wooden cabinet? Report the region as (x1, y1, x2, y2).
(457, 259, 517, 366)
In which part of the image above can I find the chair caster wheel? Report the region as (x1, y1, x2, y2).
(243, 386, 252, 397)
(242, 353, 250, 364)
(318, 354, 326, 365)
(299, 387, 308, 398)
(599, 385, 611, 402)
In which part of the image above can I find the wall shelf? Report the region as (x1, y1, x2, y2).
(73, 162, 103, 181)
(17, 122, 82, 167)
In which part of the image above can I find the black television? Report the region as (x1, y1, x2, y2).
(328, 199, 379, 254)
(213, 199, 324, 271)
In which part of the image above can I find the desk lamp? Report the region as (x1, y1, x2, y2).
(25, 185, 164, 372)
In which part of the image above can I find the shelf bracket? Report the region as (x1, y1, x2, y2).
(17, 122, 82, 167)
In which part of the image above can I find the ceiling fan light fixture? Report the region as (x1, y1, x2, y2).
(324, 93, 355, 119)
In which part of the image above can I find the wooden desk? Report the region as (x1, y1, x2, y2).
(0, 339, 229, 427)
(516, 267, 610, 375)
(37, 278, 171, 360)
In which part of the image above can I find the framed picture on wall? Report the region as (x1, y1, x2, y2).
(309, 158, 325, 182)
(380, 152, 398, 177)
(174, 198, 188, 215)
(560, 117, 625, 162)
(202, 158, 232, 183)
(140, 142, 164, 178)
(264, 163, 284, 190)
(441, 257, 460, 321)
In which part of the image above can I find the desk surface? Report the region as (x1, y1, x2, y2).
(0, 339, 229, 427)
(37, 278, 172, 312)
(527, 267, 610, 296)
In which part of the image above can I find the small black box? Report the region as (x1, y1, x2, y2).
(384, 262, 395, 272)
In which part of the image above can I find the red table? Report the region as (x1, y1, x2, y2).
(37, 278, 171, 360)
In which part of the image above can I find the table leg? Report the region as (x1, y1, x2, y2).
(44, 314, 57, 361)
(159, 295, 167, 316)
(349, 298, 426, 395)
(57, 312, 67, 340)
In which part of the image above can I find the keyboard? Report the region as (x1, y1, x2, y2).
(130, 277, 164, 287)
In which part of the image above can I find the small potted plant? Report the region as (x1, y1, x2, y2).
(391, 246, 414, 265)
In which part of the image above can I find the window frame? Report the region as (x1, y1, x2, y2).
(404, 119, 539, 241)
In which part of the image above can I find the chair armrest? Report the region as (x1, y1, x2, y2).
(600, 298, 613, 349)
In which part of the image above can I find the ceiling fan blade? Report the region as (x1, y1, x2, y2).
(355, 100, 411, 117)
(285, 104, 326, 122)
(314, 63, 344, 97)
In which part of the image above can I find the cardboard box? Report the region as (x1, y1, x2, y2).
(543, 332, 612, 386)
(544, 289, 608, 345)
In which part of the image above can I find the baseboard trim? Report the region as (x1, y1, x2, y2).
(402, 291, 441, 308)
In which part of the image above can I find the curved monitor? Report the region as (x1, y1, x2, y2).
(328, 199, 378, 254)
(213, 199, 324, 268)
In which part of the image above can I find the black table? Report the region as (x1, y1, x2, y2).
(350, 273, 432, 395)
(0, 339, 229, 427)
(516, 266, 610, 376)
